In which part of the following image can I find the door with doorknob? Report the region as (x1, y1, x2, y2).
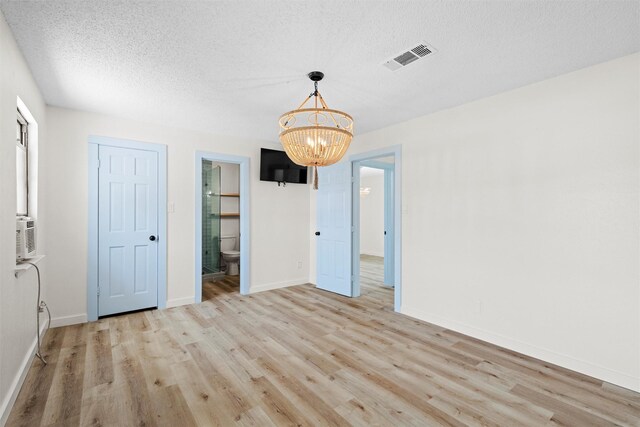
(316, 162, 352, 297)
(97, 145, 159, 316)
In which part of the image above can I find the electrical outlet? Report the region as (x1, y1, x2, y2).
(168, 202, 175, 213)
(297, 261, 303, 269)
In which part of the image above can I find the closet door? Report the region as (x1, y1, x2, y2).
(98, 145, 159, 316)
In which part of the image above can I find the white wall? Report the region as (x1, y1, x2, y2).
(359, 170, 384, 257)
(311, 53, 640, 391)
(44, 106, 311, 321)
(0, 11, 48, 424)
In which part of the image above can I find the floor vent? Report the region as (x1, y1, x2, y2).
(383, 42, 436, 71)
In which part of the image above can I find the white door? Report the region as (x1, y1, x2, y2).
(316, 162, 353, 296)
(98, 145, 159, 316)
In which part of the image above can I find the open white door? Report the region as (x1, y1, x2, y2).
(316, 162, 353, 296)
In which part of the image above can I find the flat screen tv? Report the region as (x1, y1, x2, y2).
(260, 148, 308, 185)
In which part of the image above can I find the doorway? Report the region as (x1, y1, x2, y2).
(201, 160, 241, 300)
(195, 152, 250, 302)
(87, 136, 168, 321)
(357, 157, 395, 307)
(351, 146, 402, 312)
(314, 146, 402, 312)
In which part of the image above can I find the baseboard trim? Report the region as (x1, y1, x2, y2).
(250, 278, 308, 294)
(50, 313, 87, 328)
(401, 305, 640, 392)
(164, 280, 306, 307)
(166, 296, 195, 308)
(0, 319, 48, 426)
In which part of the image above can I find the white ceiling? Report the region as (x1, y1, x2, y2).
(1, 1, 638, 143)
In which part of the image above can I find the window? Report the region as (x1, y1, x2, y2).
(17, 110, 28, 216)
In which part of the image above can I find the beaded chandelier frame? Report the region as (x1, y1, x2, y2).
(278, 72, 353, 188)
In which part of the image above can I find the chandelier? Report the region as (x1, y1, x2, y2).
(278, 71, 353, 189)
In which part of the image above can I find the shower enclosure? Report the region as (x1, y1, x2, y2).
(202, 160, 221, 274)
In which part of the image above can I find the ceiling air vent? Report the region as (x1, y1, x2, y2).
(383, 42, 436, 71)
(411, 44, 432, 57)
(394, 51, 420, 66)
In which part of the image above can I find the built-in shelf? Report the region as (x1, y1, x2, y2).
(220, 213, 240, 217)
(15, 255, 46, 278)
(220, 193, 240, 197)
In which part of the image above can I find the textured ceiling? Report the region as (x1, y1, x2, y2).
(1, 1, 638, 143)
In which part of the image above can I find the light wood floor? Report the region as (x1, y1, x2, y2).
(203, 254, 390, 303)
(7, 279, 640, 426)
(203, 274, 240, 301)
(360, 254, 387, 287)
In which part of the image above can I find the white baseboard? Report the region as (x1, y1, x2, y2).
(50, 313, 87, 328)
(250, 278, 308, 294)
(166, 296, 195, 308)
(0, 319, 48, 426)
(165, 280, 305, 307)
(401, 305, 640, 393)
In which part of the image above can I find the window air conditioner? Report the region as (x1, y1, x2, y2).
(16, 217, 36, 260)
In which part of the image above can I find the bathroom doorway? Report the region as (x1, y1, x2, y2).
(202, 160, 241, 299)
(195, 152, 250, 303)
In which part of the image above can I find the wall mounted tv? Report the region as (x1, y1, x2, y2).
(260, 148, 308, 185)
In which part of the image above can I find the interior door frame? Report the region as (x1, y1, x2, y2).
(350, 145, 402, 312)
(87, 136, 168, 322)
(195, 151, 250, 301)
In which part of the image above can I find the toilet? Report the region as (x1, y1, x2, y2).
(220, 235, 240, 276)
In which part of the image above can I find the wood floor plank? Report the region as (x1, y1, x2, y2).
(40, 343, 86, 425)
(137, 333, 178, 391)
(170, 360, 239, 426)
(83, 329, 113, 389)
(333, 398, 392, 427)
(185, 341, 255, 418)
(6, 257, 640, 426)
(234, 406, 278, 427)
(112, 341, 158, 426)
(331, 369, 430, 426)
(6, 327, 66, 427)
(79, 382, 131, 426)
(326, 326, 554, 425)
(328, 348, 467, 426)
(254, 352, 351, 426)
(480, 360, 640, 425)
(511, 384, 619, 427)
(149, 384, 198, 427)
(249, 375, 317, 426)
(427, 395, 505, 427)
